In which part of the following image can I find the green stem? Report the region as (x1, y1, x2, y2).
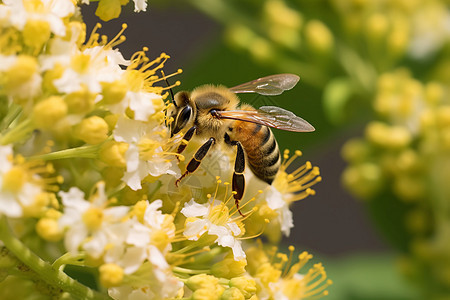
(52, 252, 87, 270)
(27, 144, 102, 161)
(0, 104, 22, 132)
(0, 118, 34, 145)
(0, 216, 110, 299)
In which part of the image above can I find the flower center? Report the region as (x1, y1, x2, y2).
(2, 166, 26, 193)
(24, 0, 45, 13)
(209, 205, 230, 226)
(138, 138, 160, 161)
(71, 53, 91, 74)
(124, 70, 145, 92)
(82, 207, 104, 230)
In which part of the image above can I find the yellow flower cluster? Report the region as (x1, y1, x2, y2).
(0, 1, 329, 299)
(342, 68, 450, 296)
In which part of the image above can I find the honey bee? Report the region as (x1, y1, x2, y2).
(167, 74, 314, 216)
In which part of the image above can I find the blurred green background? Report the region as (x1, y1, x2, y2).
(83, 1, 450, 299)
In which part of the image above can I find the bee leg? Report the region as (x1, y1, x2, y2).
(175, 137, 215, 186)
(176, 126, 197, 157)
(225, 134, 246, 217)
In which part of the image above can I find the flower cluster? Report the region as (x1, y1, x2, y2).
(342, 69, 450, 296)
(0, 1, 328, 299)
(181, 0, 449, 297)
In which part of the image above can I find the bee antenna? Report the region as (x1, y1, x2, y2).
(161, 70, 177, 107)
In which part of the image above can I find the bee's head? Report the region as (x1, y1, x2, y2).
(167, 91, 196, 137)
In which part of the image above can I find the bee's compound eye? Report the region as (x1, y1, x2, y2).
(178, 106, 192, 123)
(172, 105, 192, 135)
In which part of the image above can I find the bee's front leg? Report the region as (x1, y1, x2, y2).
(176, 126, 197, 158)
(225, 133, 246, 217)
(175, 137, 215, 186)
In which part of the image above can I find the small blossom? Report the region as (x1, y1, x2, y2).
(0, 0, 75, 36)
(246, 243, 332, 300)
(0, 145, 58, 218)
(113, 116, 180, 190)
(181, 198, 246, 261)
(256, 150, 321, 238)
(58, 182, 130, 257)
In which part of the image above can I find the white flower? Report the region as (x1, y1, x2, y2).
(0, 0, 75, 36)
(133, 0, 148, 12)
(53, 46, 127, 94)
(0, 145, 44, 218)
(181, 198, 246, 261)
(108, 91, 162, 122)
(107, 246, 183, 300)
(125, 200, 174, 254)
(265, 186, 293, 237)
(58, 182, 130, 257)
(113, 116, 180, 190)
(0, 54, 42, 99)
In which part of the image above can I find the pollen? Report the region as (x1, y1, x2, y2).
(273, 149, 322, 203)
(2, 166, 26, 193)
(99, 263, 124, 287)
(82, 207, 104, 230)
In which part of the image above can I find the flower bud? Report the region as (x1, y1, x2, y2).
(36, 218, 63, 242)
(192, 287, 224, 300)
(342, 163, 384, 199)
(96, 0, 122, 22)
(341, 138, 370, 163)
(229, 277, 257, 299)
(23, 19, 51, 51)
(305, 20, 334, 54)
(99, 140, 128, 167)
(211, 255, 246, 279)
(2, 55, 38, 92)
(220, 287, 244, 300)
(32, 96, 68, 129)
(99, 263, 124, 287)
(186, 274, 219, 290)
(365, 14, 388, 41)
(64, 87, 96, 114)
(74, 116, 109, 144)
(101, 80, 127, 105)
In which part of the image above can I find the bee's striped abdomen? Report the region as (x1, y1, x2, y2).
(232, 121, 281, 184)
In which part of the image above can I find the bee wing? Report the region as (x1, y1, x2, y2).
(229, 74, 300, 96)
(217, 106, 315, 132)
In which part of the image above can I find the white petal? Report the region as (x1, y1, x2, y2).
(122, 246, 147, 274)
(83, 231, 108, 259)
(147, 245, 169, 269)
(231, 242, 246, 260)
(184, 219, 208, 240)
(47, 0, 76, 18)
(64, 224, 88, 253)
(59, 187, 88, 210)
(180, 199, 209, 218)
(104, 206, 130, 220)
(133, 0, 148, 12)
(0, 192, 22, 217)
(114, 117, 144, 143)
(227, 222, 241, 236)
(126, 222, 151, 247)
(279, 205, 294, 237)
(53, 69, 81, 93)
(266, 186, 284, 210)
(128, 92, 157, 121)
